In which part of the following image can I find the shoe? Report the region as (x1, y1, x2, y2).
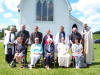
(76, 66, 80, 69)
(87, 62, 92, 65)
(28, 64, 32, 70)
(45, 66, 50, 70)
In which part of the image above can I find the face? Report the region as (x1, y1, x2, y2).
(61, 38, 65, 43)
(74, 39, 78, 43)
(46, 30, 50, 35)
(10, 27, 15, 32)
(34, 26, 38, 32)
(35, 39, 39, 44)
(48, 40, 52, 44)
(84, 24, 87, 29)
(21, 24, 25, 30)
(17, 37, 23, 44)
(60, 26, 64, 32)
(73, 28, 77, 33)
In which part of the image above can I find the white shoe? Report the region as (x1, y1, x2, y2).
(28, 64, 32, 70)
(76, 66, 80, 69)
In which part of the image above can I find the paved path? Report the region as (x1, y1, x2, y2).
(0, 40, 4, 43)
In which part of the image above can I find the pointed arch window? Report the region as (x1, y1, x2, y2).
(36, 0, 42, 21)
(42, 0, 47, 21)
(36, 0, 54, 21)
(48, 1, 53, 21)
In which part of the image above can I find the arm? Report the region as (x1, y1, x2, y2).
(69, 34, 73, 44)
(40, 33, 43, 44)
(30, 33, 34, 44)
(39, 45, 43, 55)
(79, 44, 83, 54)
(72, 45, 75, 53)
(25, 31, 30, 44)
(50, 44, 55, 55)
(42, 36, 46, 50)
(30, 44, 35, 54)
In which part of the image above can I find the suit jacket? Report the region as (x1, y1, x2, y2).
(44, 43, 54, 57)
(30, 32, 43, 44)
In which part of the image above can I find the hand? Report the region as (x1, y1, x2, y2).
(10, 42, 14, 45)
(34, 53, 39, 55)
(47, 53, 51, 56)
(63, 53, 67, 55)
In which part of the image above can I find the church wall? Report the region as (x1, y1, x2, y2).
(18, 0, 82, 37)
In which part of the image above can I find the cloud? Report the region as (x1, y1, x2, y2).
(4, 13, 12, 18)
(0, 5, 4, 13)
(4, 0, 20, 11)
(10, 18, 18, 24)
(71, 0, 100, 32)
(0, 0, 4, 13)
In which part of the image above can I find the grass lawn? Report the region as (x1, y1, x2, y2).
(0, 35, 100, 75)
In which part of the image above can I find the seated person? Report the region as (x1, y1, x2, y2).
(72, 37, 85, 69)
(14, 36, 25, 68)
(29, 38, 43, 69)
(44, 38, 54, 70)
(57, 37, 70, 67)
(6, 48, 13, 63)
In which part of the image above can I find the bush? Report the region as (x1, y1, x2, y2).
(0, 32, 4, 39)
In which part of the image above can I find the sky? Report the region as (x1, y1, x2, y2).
(0, 0, 100, 32)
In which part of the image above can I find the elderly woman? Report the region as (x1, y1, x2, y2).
(72, 37, 85, 69)
(14, 36, 25, 68)
(44, 38, 54, 70)
(57, 37, 70, 67)
(29, 38, 43, 69)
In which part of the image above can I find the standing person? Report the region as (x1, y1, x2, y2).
(81, 24, 94, 65)
(44, 38, 54, 70)
(4, 26, 17, 63)
(70, 27, 82, 45)
(72, 37, 85, 69)
(42, 29, 53, 50)
(28, 38, 43, 70)
(55, 25, 70, 50)
(57, 37, 70, 67)
(17, 24, 30, 64)
(30, 26, 43, 44)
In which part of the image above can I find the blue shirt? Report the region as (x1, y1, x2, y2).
(30, 44, 43, 55)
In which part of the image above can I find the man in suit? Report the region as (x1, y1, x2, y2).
(30, 26, 43, 44)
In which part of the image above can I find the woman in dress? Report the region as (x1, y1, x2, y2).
(72, 37, 85, 69)
(57, 37, 70, 67)
(14, 36, 25, 68)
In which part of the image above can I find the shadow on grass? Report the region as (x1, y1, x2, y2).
(91, 62, 100, 66)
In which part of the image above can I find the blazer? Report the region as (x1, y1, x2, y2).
(30, 32, 43, 44)
(44, 43, 55, 57)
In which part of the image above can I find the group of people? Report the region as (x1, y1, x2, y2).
(4, 24, 94, 70)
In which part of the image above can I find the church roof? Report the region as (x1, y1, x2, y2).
(17, 0, 72, 12)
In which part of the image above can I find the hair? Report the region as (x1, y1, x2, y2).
(74, 37, 80, 43)
(35, 37, 39, 41)
(72, 24, 78, 29)
(47, 38, 53, 42)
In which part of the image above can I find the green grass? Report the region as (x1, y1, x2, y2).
(0, 34, 100, 75)
(93, 34, 100, 40)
